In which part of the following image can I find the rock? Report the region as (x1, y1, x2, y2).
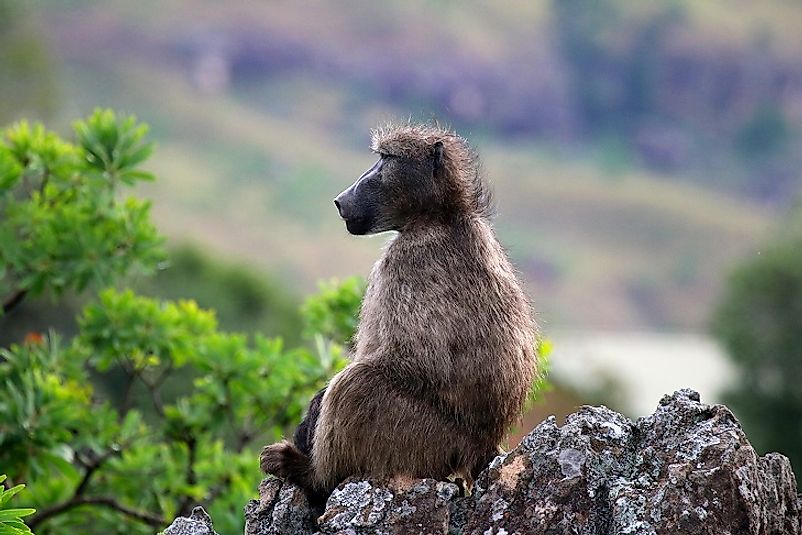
(317, 477, 460, 534)
(162, 506, 218, 535)
(168, 389, 802, 534)
(464, 388, 801, 534)
(244, 477, 318, 535)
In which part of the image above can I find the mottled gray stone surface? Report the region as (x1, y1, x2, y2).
(165, 390, 802, 534)
(243, 476, 318, 535)
(162, 506, 219, 535)
(317, 477, 459, 534)
(463, 389, 801, 535)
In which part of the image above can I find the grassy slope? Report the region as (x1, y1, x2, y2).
(44, 0, 779, 331)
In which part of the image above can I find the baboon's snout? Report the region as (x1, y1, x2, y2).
(333, 191, 351, 219)
(334, 185, 376, 236)
(335, 158, 383, 235)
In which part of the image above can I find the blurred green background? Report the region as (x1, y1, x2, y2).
(1, 0, 801, 527)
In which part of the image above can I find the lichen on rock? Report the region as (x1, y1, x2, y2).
(166, 389, 802, 535)
(162, 506, 219, 535)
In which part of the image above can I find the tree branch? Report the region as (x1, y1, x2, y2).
(27, 496, 165, 529)
(119, 371, 137, 417)
(152, 361, 174, 389)
(137, 361, 172, 417)
(73, 447, 119, 497)
(177, 436, 198, 517)
(33, 433, 151, 530)
(38, 168, 51, 195)
(2, 288, 28, 315)
(202, 475, 231, 508)
(235, 428, 254, 453)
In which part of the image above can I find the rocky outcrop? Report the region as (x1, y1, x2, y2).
(163, 506, 219, 535)
(164, 389, 802, 534)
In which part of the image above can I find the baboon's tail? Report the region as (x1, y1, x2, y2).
(260, 440, 326, 507)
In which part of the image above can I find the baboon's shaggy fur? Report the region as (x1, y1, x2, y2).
(261, 123, 538, 504)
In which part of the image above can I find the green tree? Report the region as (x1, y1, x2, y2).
(0, 244, 304, 350)
(1, 109, 163, 309)
(712, 215, 802, 486)
(0, 110, 352, 533)
(136, 244, 303, 343)
(2, 291, 344, 534)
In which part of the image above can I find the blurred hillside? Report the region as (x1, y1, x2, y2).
(11, 0, 802, 331)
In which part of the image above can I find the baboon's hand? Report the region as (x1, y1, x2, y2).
(260, 441, 293, 477)
(260, 440, 321, 505)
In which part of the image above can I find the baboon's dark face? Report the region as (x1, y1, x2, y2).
(334, 156, 386, 235)
(334, 150, 439, 235)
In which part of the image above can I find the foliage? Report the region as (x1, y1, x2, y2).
(0, 110, 351, 534)
(0, 244, 303, 349)
(0, 109, 164, 311)
(712, 217, 802, 487)
(135, 244, 303, 344)
(0, 292, 346, 534)
(0, 475, 34, 535)
(527, 338, 553, 407)
(301, 276, 365, 346)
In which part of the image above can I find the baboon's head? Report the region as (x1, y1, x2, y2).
(334, 123, 490, 235)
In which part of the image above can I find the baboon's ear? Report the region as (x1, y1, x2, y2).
(432, 141, 444, 172)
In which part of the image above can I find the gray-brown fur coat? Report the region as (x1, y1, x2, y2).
(261, 123, 538, 502)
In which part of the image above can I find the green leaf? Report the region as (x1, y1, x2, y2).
(0, 476, 34, 535)
(0, 510, 35, 521)
(0, 149, 22, 193)
(0, 485, 26, 508)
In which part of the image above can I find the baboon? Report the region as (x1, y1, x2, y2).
(261, 122, 538, 505)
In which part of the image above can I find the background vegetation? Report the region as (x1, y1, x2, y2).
(0, 111, 352, 533)
(33, 0, 799, 331)
(713, 214, 802, 489)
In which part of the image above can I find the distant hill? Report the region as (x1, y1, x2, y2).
(26, 0, 797, 330)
